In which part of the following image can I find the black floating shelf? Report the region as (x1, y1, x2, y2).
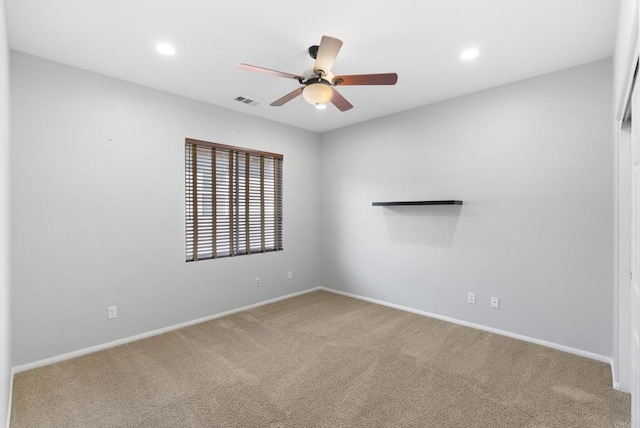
(372, 200, 463, 207)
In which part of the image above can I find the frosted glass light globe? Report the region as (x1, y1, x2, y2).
(303, 83, 333, 106)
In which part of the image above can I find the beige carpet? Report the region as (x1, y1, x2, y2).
(11, 290, 630, 427)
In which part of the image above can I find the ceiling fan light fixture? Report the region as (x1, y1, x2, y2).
(315, 103, 327, 110)
(303, 83, 333, 107)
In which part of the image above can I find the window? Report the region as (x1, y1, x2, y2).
(185, 138, 283, 261)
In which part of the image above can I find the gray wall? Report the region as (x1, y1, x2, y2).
(0, 0, 10, 424)
(10, 51, 616, 366)
(320, 59, 614, 357)
(10, 52, 322, 366)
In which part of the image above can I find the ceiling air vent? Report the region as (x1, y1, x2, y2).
(234, 96, 260, 106)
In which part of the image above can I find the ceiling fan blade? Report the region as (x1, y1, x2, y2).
(238, 63, 304, 81)
(270, 87, 304, 106)
(333, 73, 398, 86)
(313, 36, 343, 75)
(330, 88, 353, 112)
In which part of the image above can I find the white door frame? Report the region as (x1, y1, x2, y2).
(615, 0, 640, 395)
(631, 80, 640, 427)
(617, 119, 633, 393)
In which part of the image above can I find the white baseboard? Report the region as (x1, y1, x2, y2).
(611, 359, 624, 392)
(5, 368, 13, 428)
(11, 286, 615, 386)
(319, 287, 613, 365)
(13, 287, 322, 374)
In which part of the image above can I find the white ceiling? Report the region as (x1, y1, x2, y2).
(6, 0, 620, 133)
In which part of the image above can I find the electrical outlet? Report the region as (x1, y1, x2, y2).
(255, 277, 260, 287)
(467, 292, 476, 304)
(108, 306, 117, 320)
(287, 271, 293, 280)
(491, 297, 500, 309)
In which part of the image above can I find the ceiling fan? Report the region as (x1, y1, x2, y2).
(238, 35, 398, 112)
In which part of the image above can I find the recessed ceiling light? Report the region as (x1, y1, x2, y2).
(156, 42, 176, 56)
(460, 48, 479, 61)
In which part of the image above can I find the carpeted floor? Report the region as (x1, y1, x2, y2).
(11, 290, 630, 427)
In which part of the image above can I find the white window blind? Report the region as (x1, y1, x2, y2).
(185, 138, 283, 261)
